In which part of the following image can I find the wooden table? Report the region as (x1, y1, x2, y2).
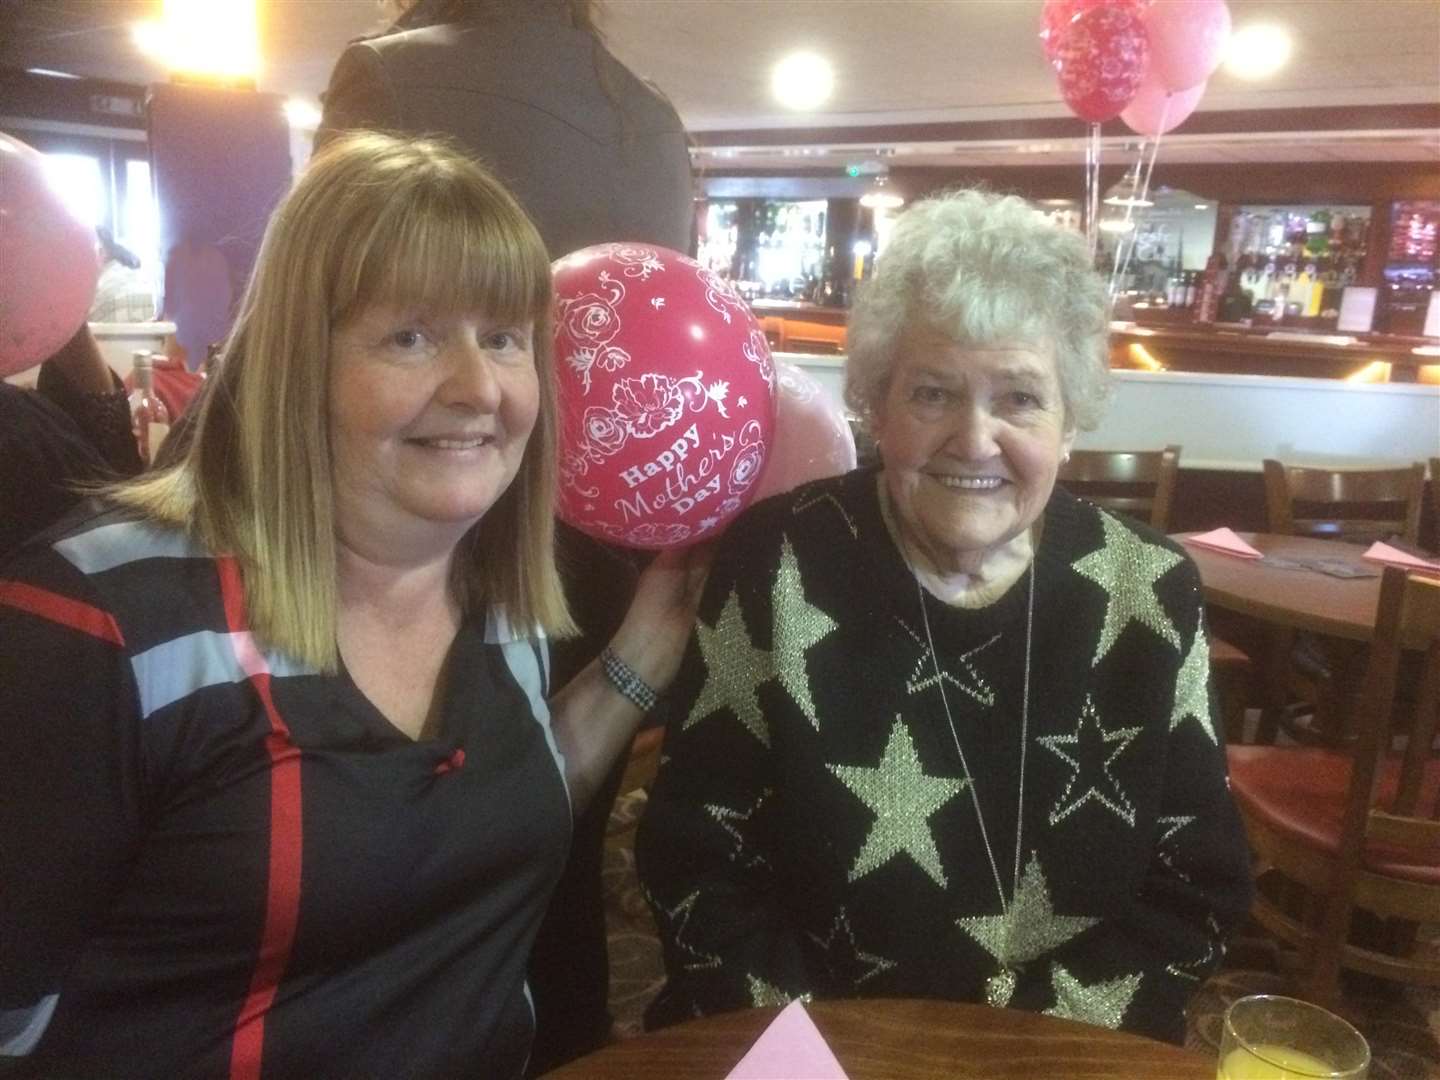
(541, 999, 1214, 1079)
(1176, 532, 1382, 642)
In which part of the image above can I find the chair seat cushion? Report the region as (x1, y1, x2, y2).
(1227, 745, 1440, 885)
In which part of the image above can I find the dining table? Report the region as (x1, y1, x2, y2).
(539, 998, 1216, 1079)
(1175, 531, 1384, 642)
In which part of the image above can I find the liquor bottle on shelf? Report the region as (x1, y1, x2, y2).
(129, 351, 171, 466)
(1195, 252, 1228, 324)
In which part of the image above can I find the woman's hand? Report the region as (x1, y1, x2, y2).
(547, 541, 712, 815)
(607, 543, 714, 697)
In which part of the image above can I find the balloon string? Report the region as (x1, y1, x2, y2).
(1085, 122, 1101, 261)
(1111, 95, 1170, 300)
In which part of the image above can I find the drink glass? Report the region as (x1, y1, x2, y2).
(1218, 995, 1370, 1079)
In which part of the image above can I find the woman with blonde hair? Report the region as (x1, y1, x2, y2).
(0, 130, 701, 1078)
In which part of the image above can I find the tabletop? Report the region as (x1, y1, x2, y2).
(540, 999, 1215, 1079)
(1175, 532, 1382, 641)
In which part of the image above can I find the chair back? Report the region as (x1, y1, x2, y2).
(1058, 445, 1180, 530)
(1335, 568, 1440, 920)
(1263, 459, 1426, 546)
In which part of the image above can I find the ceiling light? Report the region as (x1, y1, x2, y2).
(1224, 23, 1293, 80)
(1099, 219, 1136, 233)
(859, 175, 904, 210)
(132, 0, 261, 83)
(771, 51, 834, 111)
(1194, 204, 1211, 210)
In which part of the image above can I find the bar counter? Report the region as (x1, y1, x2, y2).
(749, 301, 1440, 383)
(1110, 321, 1440, 382)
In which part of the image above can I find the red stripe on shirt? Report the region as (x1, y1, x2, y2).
(0, 580, 125, 645)
(217, 557, 304, 1080)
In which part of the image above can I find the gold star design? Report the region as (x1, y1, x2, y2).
(806, 907, 897, 988)
(956, 853, 1099, 980)
(703, 790, 773, 872)
(1044, 964, 1141, 1029)
(792, 489, 857, 538)
(746, 973, 807, 1007)
(1166, 914, 1223, 983)
(1071, 513, 1184, 663)
(898, 617, 998, 706)
(828, 718, 965, 888)
(650, 890, 721, 973)
(1038, 696, 1143, 827)
(1169, 631, 1216, 743)
(686, 588, 773, 746)
(772, 537, 837, 729)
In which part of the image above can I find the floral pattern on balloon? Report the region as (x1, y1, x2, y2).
(553, 243, 777, 549)
(1050, 3, 1150, 124)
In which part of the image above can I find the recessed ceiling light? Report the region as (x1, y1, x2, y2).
(771, 51, 834, 111)
(1224, 23, 1293, 80)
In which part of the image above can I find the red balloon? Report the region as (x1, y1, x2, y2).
(753, 362, 856, 502)
(552, 243, 777, 549)
(1121, 70, 1206, 137)
(1143, 0, 1231, 92)
(1051, 4, 1151, 124)
(0, 133, 101, 377)
(1040, 0, 1150, 63)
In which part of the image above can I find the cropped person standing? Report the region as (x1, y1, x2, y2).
(0, 132, 700, 1078)
(637, 190, 1251, 1045)
(317, 2, 694, 1069)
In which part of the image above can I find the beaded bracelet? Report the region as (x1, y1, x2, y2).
(600, 646, 658, 713)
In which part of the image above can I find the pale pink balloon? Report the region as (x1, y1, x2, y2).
(1143, 0, 1231, 92)
(0, 133, 101, 377)
(753, 362, 856, 502)
(1121, 71, 1207, 136)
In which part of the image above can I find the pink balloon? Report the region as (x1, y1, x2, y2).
(753, 362, 857, 502)
(1121, 71, 1207, 136)
(552, 243, 777, 549)
(0, 133, 101, 377)
(1143, 0, 1231, 92)
(1039, 0, 1150, 63)
(1051, 4, 1151, 124)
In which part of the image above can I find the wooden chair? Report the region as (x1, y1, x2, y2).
(1263, 459, 1426, 547)
(1058, 445, 1181, 530)
(1260, 459, 1428, 743)
(1227, 566, 1440, 1007)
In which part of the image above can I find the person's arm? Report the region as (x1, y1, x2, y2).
(634, 528, 815, 1027)
(0, 548, 146, 1065)
(315, 43, 402, 150)
(33, 324, 143, 477)
(546, 544, 710, 815)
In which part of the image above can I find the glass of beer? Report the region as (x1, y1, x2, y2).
(1218, 995, 1370, 1079)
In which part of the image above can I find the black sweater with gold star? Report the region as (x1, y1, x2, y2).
(635, 468, 1251, 1044)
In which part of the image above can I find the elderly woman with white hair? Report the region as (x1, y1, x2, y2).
(636, 189, 1251, 1044)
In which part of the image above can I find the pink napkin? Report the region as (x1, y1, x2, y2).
(725, 1001, 849, 1079)
(1182, 527, 1263, 559)
(1362, 542, 1440, 574)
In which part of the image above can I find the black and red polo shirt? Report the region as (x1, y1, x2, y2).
(0, 503, 571, 1078)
